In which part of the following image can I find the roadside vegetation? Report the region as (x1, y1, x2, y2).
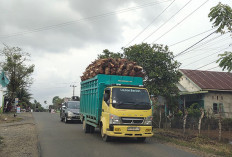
(0, 113, 22, 124)
(153, 129, 232, 157)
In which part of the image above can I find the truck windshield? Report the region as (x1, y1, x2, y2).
(112, 88, 151, 110)
(68, 102, 80, 109)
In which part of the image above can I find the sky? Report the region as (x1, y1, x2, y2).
(0, 0, 231, 108)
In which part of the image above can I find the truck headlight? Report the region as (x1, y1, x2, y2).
(144, 116, 152, 125)
(67, 111, 74, 116)
(109, 114, 121, 124)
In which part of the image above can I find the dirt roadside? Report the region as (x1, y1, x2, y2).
(0, 113, 39, 157)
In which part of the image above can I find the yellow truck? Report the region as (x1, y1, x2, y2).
(80, 74, 153, 142)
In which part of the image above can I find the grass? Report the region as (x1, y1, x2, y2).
(0, 113, 22, 124)
(153, 129, 232, 157)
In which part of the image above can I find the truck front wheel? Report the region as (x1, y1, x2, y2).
(83, 119, 90, 133)
(101, 125, 110, 142)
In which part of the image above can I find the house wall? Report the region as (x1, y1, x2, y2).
(179, 76, 200, 92)
(204, 92, 232, 118)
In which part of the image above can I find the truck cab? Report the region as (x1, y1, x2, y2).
(100, 85, 153, 141)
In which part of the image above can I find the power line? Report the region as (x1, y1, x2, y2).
(0, 0, 171, 39)
(179, 42, 232, 62)
(187, 34, 230, 51)
(121, 0, 176, 50)
(152, 0, 210, 43)
(186, 39, 231, 52)
(174, 30, 216, 57)
(169, 28, 215, 47)
(176, 33, 229, 57)
(32, 81, 80, 85)
(181, 46, 230, 68)
(195, 59, 217, 70)
(142, 0, 192, 42)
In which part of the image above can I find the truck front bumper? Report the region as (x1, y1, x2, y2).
(106, 125, 153, 137)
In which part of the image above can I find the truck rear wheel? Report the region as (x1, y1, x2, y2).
(89, 126, 95, 133)
(101, 125, 110, 142)
(83, 119, 90, 133)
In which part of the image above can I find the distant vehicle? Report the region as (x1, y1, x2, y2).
(60, 101, 81, 123)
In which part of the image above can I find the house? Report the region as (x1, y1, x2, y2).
(177, 69, 232, 118)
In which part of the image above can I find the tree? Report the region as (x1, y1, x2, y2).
(0, 45, 34, 109)
(208, 2, 232, 34)
(208, 2, 232, 72)
(32, 100, 45, 112)
(216, 51, 232, 72)
(123, 43, 182, 98)
(98, 49, 123, 59)
(16, 88, 32, 109)
(52, 96, 63, 109)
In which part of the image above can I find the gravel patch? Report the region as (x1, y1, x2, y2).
(0, 113, 38, 157)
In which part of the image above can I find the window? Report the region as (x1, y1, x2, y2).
(112, 88, 151, 110)
(221, 96, 223, 100)
(217, 96, 218, 100)
(104, 88, 111, 106)
(213, 103, 224, 114)
(213, 103, 218, 114)
(219, 103, 224, 113)
(212, 96, 214, 100)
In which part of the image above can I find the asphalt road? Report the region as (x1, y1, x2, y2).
(33, 112, 200, 157)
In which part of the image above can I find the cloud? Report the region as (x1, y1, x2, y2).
(4, 0, 227, 107)
(0, 0, 132, 53)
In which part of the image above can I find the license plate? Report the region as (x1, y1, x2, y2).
(127, 127, 140, 131)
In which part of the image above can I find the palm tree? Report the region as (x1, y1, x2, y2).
(16, 88, 32, 109)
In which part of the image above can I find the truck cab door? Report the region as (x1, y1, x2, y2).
(101, 88, 111, 127)
(103, 88, 110, 112)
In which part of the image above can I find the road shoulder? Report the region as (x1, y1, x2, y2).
(0, 112, 39, 157)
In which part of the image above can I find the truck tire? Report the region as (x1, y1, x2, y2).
(83, 119, 90, 133)
(101, 125, 110, 142)
(89, 126, 95, 133)
(137, 137, 146, 142)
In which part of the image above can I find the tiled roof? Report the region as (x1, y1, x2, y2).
(180, 69, 232, 91)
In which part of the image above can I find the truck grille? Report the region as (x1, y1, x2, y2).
(121, 117, 144, 124)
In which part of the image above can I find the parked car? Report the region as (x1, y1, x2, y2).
(60, 101, 81, 123)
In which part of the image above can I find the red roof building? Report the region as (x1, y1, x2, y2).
(178, 69, 232, 118)
(180, 69, 232, 91)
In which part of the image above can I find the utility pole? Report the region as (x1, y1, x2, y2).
(70, 85, 77, 96)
